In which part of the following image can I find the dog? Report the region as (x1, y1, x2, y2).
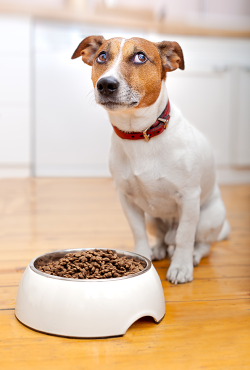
(72, 36, 230, 284)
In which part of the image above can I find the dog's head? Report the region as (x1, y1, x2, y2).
(72, 36, 184, 111)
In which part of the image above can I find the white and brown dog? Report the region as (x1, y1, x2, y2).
(72, 36, 230, 284)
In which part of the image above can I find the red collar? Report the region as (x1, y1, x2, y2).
(112, 101, 170, 142)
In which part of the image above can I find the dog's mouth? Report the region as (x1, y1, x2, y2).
(100, 101, 139, 110)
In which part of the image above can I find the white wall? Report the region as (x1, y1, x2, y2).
(0, 15, 31, 177)
(232, 67, 250, 166)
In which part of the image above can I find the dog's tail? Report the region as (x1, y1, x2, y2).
(217, 219, 231, 241)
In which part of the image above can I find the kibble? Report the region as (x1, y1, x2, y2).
(38, 249, 146, 279)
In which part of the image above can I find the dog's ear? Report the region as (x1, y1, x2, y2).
(154, 41, 184, 76)
(71, 35, 105, 66)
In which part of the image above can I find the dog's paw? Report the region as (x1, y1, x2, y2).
(151, 243, 167, 260)
(167, 263, 193, 284)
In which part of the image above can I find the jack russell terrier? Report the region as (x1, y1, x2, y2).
(72, 36, 230, 284)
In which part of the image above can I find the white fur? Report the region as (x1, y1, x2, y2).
(101, 39, 125, 80)
(106, 81, 230, 284)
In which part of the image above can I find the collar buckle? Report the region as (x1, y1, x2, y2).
(158, 117, 169, 129)
(142, 126, 151, 142)
(112, 101, 170, 141)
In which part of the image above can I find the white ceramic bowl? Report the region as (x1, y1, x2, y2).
(15, 248, 165, 338)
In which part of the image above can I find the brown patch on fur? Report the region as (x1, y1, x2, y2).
(154, 41, 185, 78)
(120, 38, 163, 108)
(71, 36, 105, 65)
(91, 38, 123, 87)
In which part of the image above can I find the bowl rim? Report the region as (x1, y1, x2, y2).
(30, 248, 151, 282)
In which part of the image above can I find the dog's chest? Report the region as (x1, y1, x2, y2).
(111, 148, 179, 218)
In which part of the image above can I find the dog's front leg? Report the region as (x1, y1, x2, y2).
(167, 193, 200, 284)
(118, 191, 152, 260)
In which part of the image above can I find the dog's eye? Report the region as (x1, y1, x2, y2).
(96, 52, 107, 63)
(133, 53, 147, 64)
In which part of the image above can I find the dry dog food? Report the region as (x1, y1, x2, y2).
(38, 249, 146, 279)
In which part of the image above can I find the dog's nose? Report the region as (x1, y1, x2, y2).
(97, 77, 119, 95)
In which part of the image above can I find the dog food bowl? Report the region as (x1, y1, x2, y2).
(15, 248, 165, 338)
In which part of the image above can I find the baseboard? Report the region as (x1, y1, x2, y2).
(35, 164, 111, 178)
(0, 164, 31, 178)
(217, 167, 250, 184)
(1, 164, 250, 184)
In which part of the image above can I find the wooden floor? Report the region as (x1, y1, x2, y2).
(0, 179, 249, 370)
